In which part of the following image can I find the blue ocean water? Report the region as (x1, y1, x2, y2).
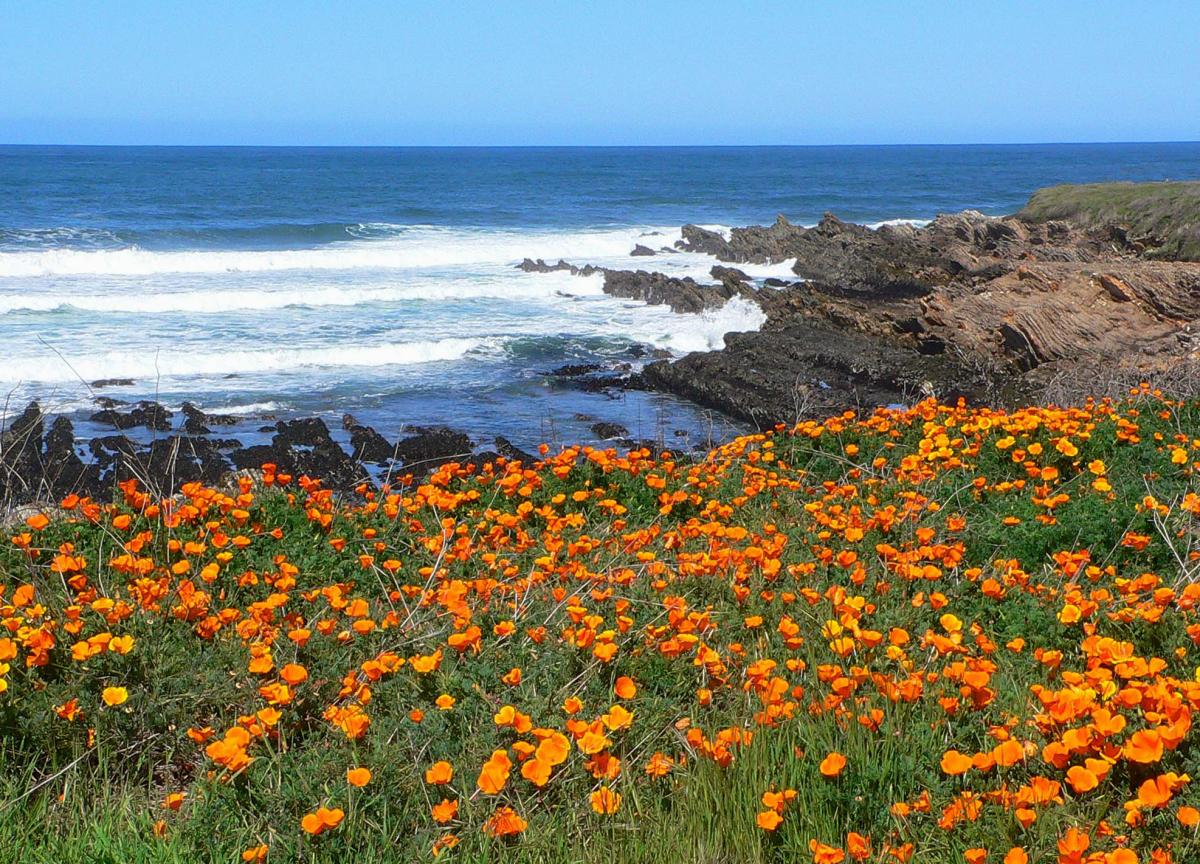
(1, 143, 1198, 449)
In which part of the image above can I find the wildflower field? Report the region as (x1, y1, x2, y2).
(5, 389, 1200, 863)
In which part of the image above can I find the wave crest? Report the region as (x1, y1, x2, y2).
(2, 337, 489, 384)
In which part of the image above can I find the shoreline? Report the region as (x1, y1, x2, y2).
(4, 180, 1200, 506)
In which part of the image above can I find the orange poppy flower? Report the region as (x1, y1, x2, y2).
(1056, 827, 1089, 860)
(590, 786, 622, 815)
(278, 664, 308, 686)
(300, 806, 344, 836)
(757, 810, 783, 831)
(1136, 774, 1183, 809)
(482, 806, 527, 837)
(1124, 729, 1164, 764)
(425, 761, 453, 785)
(577, 729, 611, 755)
(520, 757, 552, 787)
(477, 750, 512, 795)
(819, 752, 847, 778)
(941, 750, 973, 775)
(535, 732, 571, 767)
(809, 839, 846, 864)
(346, 767, 372, 787)
(614, 676, 637, 699)
(1066, 766, 1099, 794)
(101, 686, 128, 706)
(431, 799, 458, 824)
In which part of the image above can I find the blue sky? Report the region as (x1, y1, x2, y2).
(2, 1, 1198, 145)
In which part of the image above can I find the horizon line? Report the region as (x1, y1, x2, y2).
(3, 139, 1200, 150)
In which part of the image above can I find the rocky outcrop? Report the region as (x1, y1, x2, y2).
(180, 402, 238, 435)
(392, 427, 474, 471)
(641, 318, 993, 427)
(349, 423, 395, 465)
(517, 259, 600, 276)
(0, 402, 519, 506)
(601, 269, 752, 314)
(617, 195, 1200, 426)
(590, 422, 629, 440)
(90, 401, 173, 432)
(516, 257, 755, 314)
(1019, 181, 1200, 261)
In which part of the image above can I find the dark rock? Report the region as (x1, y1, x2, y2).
(640, 318, 990, 428)
(711, 265, 752, 293)
(90, 401, 173, 432)
(0, 403, 45, 500)
(711, 265, 750, 282)
(135, 436, 231, 488)
(601, 269, 746, 314)
(676, 224, 730, 256)
(181, 402, 211, 435)
(274, 418, 334, 448)
(548, 363, 603, 377)
(89, 434, 133, 459)
(494, 436, 536, 463)
(349, 424, 394, 464)
(91, 378, 135, 388)
(677, 215, 810, 265)
(519, 257, 573, 273)
(89, 409, 139, 430)
(42, 417, 97, 498)
(3, 402, 44, 457)
(267, 419, 368, 487)
(470, 450, 501, 468)
(393, 427, 474, 472)
(181, 402, 237, 434)
(591, 422, 629, 439)
(132, 401, 173, 432)
(231, 445, 280, 473)
(545, 367, 637, 395)
(517, 258, 600, 276)
(630, 244, 657, 256)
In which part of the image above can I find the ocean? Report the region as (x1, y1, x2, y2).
(2, 142, 1198, 450)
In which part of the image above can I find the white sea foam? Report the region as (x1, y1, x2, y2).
(622, 295, 767, 354)
(866, 218, 932, 229)
(0, 271, 605, 316)
(0, 220, 779, 404)
(0, 337, 488, 384)
(193, 401, 286, 415)
(0, 225, 689, 278)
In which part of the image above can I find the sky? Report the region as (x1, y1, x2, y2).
(2, 1, 1198, 146)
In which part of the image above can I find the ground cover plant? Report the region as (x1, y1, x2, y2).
(4, 386, 1200, 863)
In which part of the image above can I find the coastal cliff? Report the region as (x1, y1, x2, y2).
(627, 182, 1200, 426)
